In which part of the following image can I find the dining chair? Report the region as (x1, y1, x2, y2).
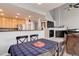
(16, 35, 28, 44)
(30, 34, 38, 41)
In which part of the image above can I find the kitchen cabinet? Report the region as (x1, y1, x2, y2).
(0, 16, 25, 29)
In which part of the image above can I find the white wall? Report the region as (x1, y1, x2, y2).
(0, 30, 44, 55)
(50, 4, 79, 29)
(45, 12, 55, 22)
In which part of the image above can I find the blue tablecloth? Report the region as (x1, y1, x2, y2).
(8, 39, 58, 56)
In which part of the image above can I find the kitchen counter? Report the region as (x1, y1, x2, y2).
(0, 28, 43, 32)
(0, 30, 43, 32)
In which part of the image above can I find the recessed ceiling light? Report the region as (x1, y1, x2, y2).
(15, 16, 18, 18)
(17, 13, 20, 15)
(0, 9, 3, 12)
(0, 13, 4, 16)
(28, 16, 31, 18)
(37, 3, 42, 5)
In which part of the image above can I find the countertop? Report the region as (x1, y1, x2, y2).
(0, 30, 43, 32)
(0, 28, 43, 32)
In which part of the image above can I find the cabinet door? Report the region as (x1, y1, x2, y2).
(0, 17, 2, 28)
(12, 19, 18, 28)
(2, 18, 6, 28)
(5, 18, 11, 28)
(17, 19, 25, 25)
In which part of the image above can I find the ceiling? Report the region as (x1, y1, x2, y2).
(22, 3, 64, 12)
(0, 3, 64, 22)
(13, 3, 64, 15)
(0, 3, 45, 22)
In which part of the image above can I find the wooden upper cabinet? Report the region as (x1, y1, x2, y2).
(12, 19, 18, 28)
(2, 18, 15, 28)
(0, 17, 2, 28)
(17, 19, 25, 25)
(2, 18, 5, 28)
(5, 18, 10, 28)
(0, 17, 26, 28)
